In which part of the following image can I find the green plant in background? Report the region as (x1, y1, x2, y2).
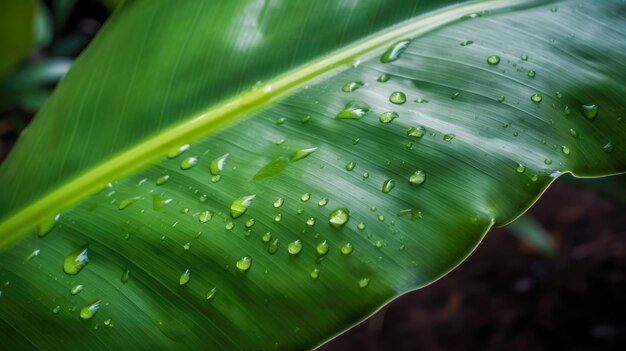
(0, 0, 624, 349)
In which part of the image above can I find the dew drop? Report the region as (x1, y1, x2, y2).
(230, 195, 255, 219)
(487, 55, 500, 65)
(209, 153, 229, 175)
(179, 270, 191, 286)
(38, 213, 60, 238)
(301, 193, 311, 202)
(409, 171, 426, 185)
(357, 222, 366, 230)
(288, 240, 302, 255)
(603, 141, 614, 153)
(531, 94, 542, 103)
(460, 40, 474, 46)
(180, 157, 198, 170)
(527, 70, 536, 78)
(381, 179, 396, 193)
(389, 92, 406, 105)
(306, 217, 316, 226)
(274, 214, 282, 223)
(63, 247, 89, 275)
(206, 288, 216, 301)
(183, 242, 191, 251)
(167, 144, 189, 159)
(70, 284, 84, 295)
(569, 129, 579, 138)
(245, 218, 256, 228)
(380, 39, 411, 63)
(236, 257, 252, 272)
(225, 222, 235, 230)
(451, 92, 460, 100)
(156, 175, 169, 185)
(362, 172, 370, 179)
(318, 197, 328, 207)
(358, 278, 370, 288)
(291, 147, 318, 162)
(275, 117, 285, 125)
(52, 306, 61, 314)
(521, 54, 529, 61)
(341, 243, 353, 255)
(118, 196, 140, 210)
(199, 210, 213, 223)
(310, 268, 320, 280)
(561, 146, 571, 156)
(121, 269, 130, 284)
(379, 111, 398, 124)
(329, 208, 350, 228)
(407, 126, 425, 138)
(79, 300, 101, 320)
(443, 133, 456, 142)
(336, 101, 370, 119)
(301, 115, 311, 124)
(342, 81, 364, 92)
(516, 164, 526, 174)
(544, 158, 553, 165)
(497, 96, 505, 103)
(316, 241, 329, 256)
(273, 198, 284, 208)
(262, 232, 272, 243)
(377, 74, 390, 83)
(581, 104, 599, 120)
(268, 239, 279, 254)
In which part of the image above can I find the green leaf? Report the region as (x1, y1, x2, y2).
(0, 0, 625, 349)
(0, 0, 37, 80)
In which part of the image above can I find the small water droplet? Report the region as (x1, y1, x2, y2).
(521, 54, 529, 61)
(301, 193, 311, 202)
(275, 117, 285, 125)
(544, 158, 553, 165)
(206, 288, 216, 301)
(79, 300, 101, 320)
(179, 270, 191, 285)
(516, 164, 526, 174)
(342, 81, 364, 92)
(316, 241, 329, 256)
(225, 222, 235, 230)
(531, 94, 543, 103)
(358, 278, 370, 288)
(561, 146, 571, 156)
(527, 70, 536, 78)
(288, 240, 302, 255)
(318, 198, 328, 207)
(180, 157, 198, 170)
(156, 175, 169, 185)
(550, 7, 557, 12)
(24, 249, 40, 263)
(497, 96, 505, 103)
(451, 92, 460, 100)
(52, 306, 61, 314)
(274, 213, 282, 223)
(301, 115, 311, 124)
(209, 153, 229, 175)
(487, 55, 500, 65)
(183, 242, 191, 251)
(389, 92, 406, 105)
(581, 104, 599, 120)
(306, 217, 316, 226)
(460, 40, 474, 46)
(70, 284, 84, 295)
(121, 269, 130, 284)
(569, 129, 578, 138)
(443, 133, 456, 141)
(378, 215, 385, 222)
(230, 195, 255, 218)
(362, 172, 370, 179)
(603, 141, 614, 153)
(262, 232, 272, 243)
(310, 268, 320, 280)
(245, 218, 256, 228)
(329, 208, 350, 228)
(407, 126, 425, 138)
(118, 196, 140, 210)
(236, 257, 252, 272)
(199, 210, 213, 223)
(167, 144, 190, 159)
(336, 101, 370, 119)
(357, 222, 366, 230)
(381, 179, 396, 193)
(409, 171, 426, 185)
(291, 147, 318, 162)
(380, 39, 411, 63)
(274, 138, 285, 145)
(379, 111, 398, 124)
(38, 213, 61, 238)
(63, 248, 89, 275)
(273, 198, 284, 208)
(341, 243, 353, 255)
(268, 239, 279, 254)
(377, 74, 390, 83)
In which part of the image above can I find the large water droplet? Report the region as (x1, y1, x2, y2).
(329, 208, 350, 228)
(336, 101, 370, 119)
(389, 92, 406, 105)
(409, 171, 426, 185)
(379, 111, 398, 124)
(236, 257, 252, 272)
(230, 195, 255, 219)
(179, 270, 190, 286)
(380, 39, 411, 63)
(342, 81, 364, 92)
(210, 153, 229, 175)
(487, 55, 500, 65)
(581, 104, 599, 119)
(180, 157, 198, 170)
(79, 300, 101, 320)
(64, 248, 89, 275)
(291, 147, 318, 162)
(381, 179, 396, 193)
(288, 240, 302, 255)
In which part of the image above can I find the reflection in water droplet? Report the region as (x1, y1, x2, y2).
(80, 300, 101, 320)
(236, 257, 252, 272)
(336, 101, 370, 119)
(409, 171, 426, 185)
(379, 111, 398, 124)
(342, 81, 364, 92)
(64, 248, 89, 275)
(179, 270, 191, 286)
(230, 195, 255, 219)
(329, 208, 350, 228)
(380, 39, 411, 63)
(288, 240, 302, 255)
(581, 104, 599, 119)
(291, 147, 318, 162)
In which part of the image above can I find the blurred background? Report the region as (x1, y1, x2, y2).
(1, 1, 625, 350)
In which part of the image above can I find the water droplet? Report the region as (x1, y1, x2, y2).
(183, 242, 191, 251)
(178, 270, 191, 286)
(451, 92, 460, 100)
(156, 175, 169, 185)
(342, 81, 364, 92)
(381, 179, 396, 193)
(329, 208, 350, 228)
(209, 153, 229, 175)
(375, 240, 383, 248)
(206, 288, 216, 301)
(389, 92, 406, 105)
(64, 248, 89, 275)
(180, 157, 198, 170)
(270, 198, 284, 209)
(581, 104, 599, 119)
(561, 146, 571, 156)
(527, 70, 536, 78)
(225, 222, 235, 230)
(487, 55, 500, 65)
(569, 129, 579, 138)
(275, 117, 285, 125)
(236, 257, 252, 272)
(79, 300, 101, 320)
(275, 138, 285, 145)
(230, 195, 255, 218)
(377, 215, 385, 222)
(531, 94, 542, 103)
(550, 7, 557, 12)
(603, 141, 614, 153)
(379, 111, 398, 124)
(516, 164, 526, 174)
(288, 240, 302, 255)
(310, 268, 320, 280)
(443, 133, 456, 142)
(301, 115, 311, 124)
(358, 278, 370, 288)
(409, 171, 426, 185)
(274, 214, 282, 223)
(52, 306, 61, 314)
(316, 241, 329, 256)
(341, 243, 354, 255)
(377, 74, 390, 83)
(521, 54, 529, 61)
(362, 172, 370, 179)
(244, 218, 256, 228)
(268, 239, 279, 254)
(24, 249, 40, 263)
(318, 197, 328, 206)
(336, 101, 370, 119)
(460, 40, 474, 46)
(38, 213, 60, 238)
(291, 147, 318, 162)
(167, 144, 189, 159)
(118, 196, 140, 210)
(259, 233, 272, 244)
(357, 222, 366, 230)
(121, 269, 130, 284)
(497, 96, 505, 103)
(544, 158, 553, 165)
(398, 209, 422, 221)
(301, 193, 311, 202)
(199, 210, 213, 223)
(405, 126, 426, 139)
(306, 217, 316, 226)
(380, 39, 411, 63)
(70, 284, 84, 295)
